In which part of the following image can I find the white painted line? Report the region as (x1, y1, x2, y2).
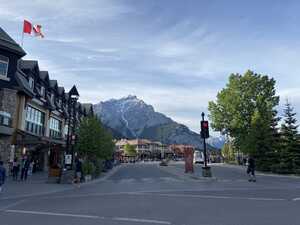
(113, 217, 172, 224)
(5, 209, 100, 219)
(0, 199, 27, 211)
(136, 193, 286, 201)
(292, 197, 300, 201)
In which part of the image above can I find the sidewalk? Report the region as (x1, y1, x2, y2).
(0, 164, 123, 200)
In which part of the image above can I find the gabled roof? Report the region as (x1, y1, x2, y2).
(49, 80, 58, 89)
(14, 69, 34, 97)
(58, 86, 65, 96)
(69, 85, 79, 97)
(19, 60, 39, 70)
(39, 71, 50, 81)
(0, 27, 26, 57)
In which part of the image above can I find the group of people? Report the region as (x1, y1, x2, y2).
(11, 156, 32, 182)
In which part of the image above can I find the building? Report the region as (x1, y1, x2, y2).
(0, 27, 90, 173)
(115, 138, 171, 160)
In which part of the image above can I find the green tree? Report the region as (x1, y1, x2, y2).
(208, 70, 279, 170)
(76, 116, 115, 161)
(221, 142, 235, 163)
(279, 101, 300, 173)
(124, 144, 137, 157)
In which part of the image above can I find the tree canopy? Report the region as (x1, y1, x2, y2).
(76, 116, 115, 161)
(124, 143, 137, 157)
(208, 70, 280, 170)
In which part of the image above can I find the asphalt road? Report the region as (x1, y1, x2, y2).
(1, 162, 300, 225)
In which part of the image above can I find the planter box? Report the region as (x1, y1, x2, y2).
(49, 168, 61, 177)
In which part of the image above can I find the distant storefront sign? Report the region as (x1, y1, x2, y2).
(65, 154, 72, 165)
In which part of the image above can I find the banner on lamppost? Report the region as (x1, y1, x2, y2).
(65, 154, 72, 165)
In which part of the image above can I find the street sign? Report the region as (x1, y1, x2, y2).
(65, 154, 72, 165)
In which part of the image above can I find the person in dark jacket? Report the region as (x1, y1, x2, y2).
(12, 157, 20, 181)
(74, 158, 82, 187)
(20, 156, 30, 181)
(0, 161, 6, 193)
(247, 157, 256, 182)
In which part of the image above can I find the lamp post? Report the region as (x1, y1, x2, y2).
(65, 85, 79, 170)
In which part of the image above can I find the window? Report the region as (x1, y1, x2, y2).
(29, 77, 34, 89)
(25, 106, 45, 136)
(0, 55, 9, 77)
(0, 111, 12, 126)
(40, 86, 45, 98)
(49, 117, 62, 139)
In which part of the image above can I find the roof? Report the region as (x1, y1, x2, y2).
(69, 85, 79, 97)
(39, 71, 49, 81)
(14, 69, 34, 97)
(49, 80, 58, 89)
(0, 27, 26, 56)
(58, 86, 65, 95)
(19, 60, 38, 70)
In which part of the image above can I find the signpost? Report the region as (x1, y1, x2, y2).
(201, 112, 212, 177)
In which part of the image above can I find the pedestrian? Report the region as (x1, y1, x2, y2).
(20, 156, 30, 181)
(0, 161, 6, 193)
(74, 158, 82, 187)
(12, 157, 20, 181)
(247, 156, 256, 182)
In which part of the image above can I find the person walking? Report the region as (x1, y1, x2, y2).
(74, 158, 82, 187)
(12, 157, 20, 181)
(0, 161, 6, 193)
(20, 156, 30, 181)
(247, 156, 256, 182)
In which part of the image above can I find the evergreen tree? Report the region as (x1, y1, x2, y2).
(280, 101, 300, 173)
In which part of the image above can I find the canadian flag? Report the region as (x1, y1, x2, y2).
(23, 20, 44, 38)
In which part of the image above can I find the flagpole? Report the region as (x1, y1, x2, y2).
(21, 31, 24, 47)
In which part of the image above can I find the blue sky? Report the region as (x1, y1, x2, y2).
(1, 0, 300, 133)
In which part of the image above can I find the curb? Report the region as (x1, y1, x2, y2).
(214, 163, 300, 179)
(0, 165, 124, 201)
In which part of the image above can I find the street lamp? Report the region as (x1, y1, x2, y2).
(66, 85, 79, 169)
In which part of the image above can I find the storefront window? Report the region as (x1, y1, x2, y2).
(25, 106, 45, 136)
(49, 117, 62, 139)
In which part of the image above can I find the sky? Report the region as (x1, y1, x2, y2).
(1, 0, 300, 133)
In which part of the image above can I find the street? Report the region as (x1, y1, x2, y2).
(1, 163, 300, 225)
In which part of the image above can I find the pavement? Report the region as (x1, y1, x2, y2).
(1, 162, 300, 225)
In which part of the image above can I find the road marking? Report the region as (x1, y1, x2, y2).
(0, 200, 27, 211)
(135, 193, 286, 201)
(113, 217, 172, 224)
(292, 197, 300, 201)
(5, 209, 172, 224)
(5, 209, 100, 219)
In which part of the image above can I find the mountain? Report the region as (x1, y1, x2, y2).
(94, 95, 216, 150)
(207, 136, 226, 150)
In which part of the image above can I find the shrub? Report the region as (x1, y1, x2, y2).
(82, 161, 95, 175)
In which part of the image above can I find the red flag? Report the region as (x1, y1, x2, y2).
(23, 20, 32, 34)
(33, 25, 44, 38)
